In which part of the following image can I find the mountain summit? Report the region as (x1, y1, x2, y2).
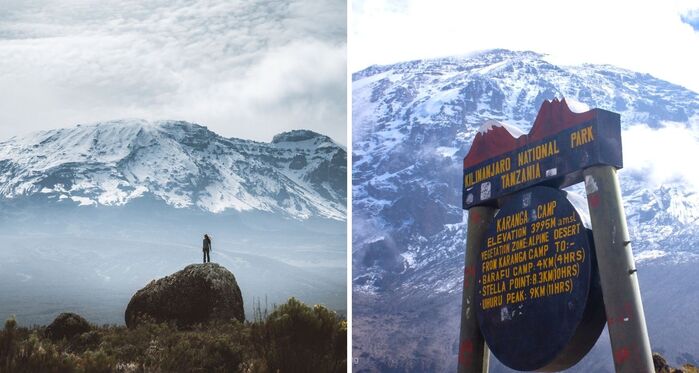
(0, 120, 346, 220)
(272, 129, 333, 144)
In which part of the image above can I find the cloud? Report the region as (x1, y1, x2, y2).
(682, 8, 699, 30)
(352, 0, 699, 93)
(622, 117, 699, 190)
(0, 0, 347, 144)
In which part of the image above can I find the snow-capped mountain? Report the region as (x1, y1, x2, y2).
(352, 49, 699, 372)
(0, 120, 347, 328)
(0, 120, 346, 220)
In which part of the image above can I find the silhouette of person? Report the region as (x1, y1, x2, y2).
(203, 234, 212, 263)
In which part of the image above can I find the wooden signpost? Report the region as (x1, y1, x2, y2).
(457, 99, 653, 373)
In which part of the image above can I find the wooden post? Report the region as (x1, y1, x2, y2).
(458, 206, 496, 373)
(583, 165, 653, 373)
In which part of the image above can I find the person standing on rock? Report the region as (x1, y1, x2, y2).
(203, 234, 212, 263)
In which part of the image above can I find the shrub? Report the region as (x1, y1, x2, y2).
(251, 297, 346, 373)
(0, 316, 19, 371)
(0, 297, 346, 373)
(7, 331, 78, 373)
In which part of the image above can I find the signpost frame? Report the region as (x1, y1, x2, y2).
(457, 206, 495, 373)
(582, 165, 654, 373)
(458, 99, 654, 373)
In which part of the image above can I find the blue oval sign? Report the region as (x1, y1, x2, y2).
(475, 186, 605, 371)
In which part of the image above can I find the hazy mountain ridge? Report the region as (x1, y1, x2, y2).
(0, 120, 346, 220)
(352, 49, 699, 372)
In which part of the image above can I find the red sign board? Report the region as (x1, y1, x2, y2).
(462, 99, 622, 209)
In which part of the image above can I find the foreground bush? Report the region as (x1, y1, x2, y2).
(251, 297, 346, 373)
(0, 298, 346, 373)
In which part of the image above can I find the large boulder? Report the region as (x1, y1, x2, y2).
(45, 312, 91, 341)
(125, 263, 245, 328)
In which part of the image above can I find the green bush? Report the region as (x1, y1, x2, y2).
(251, 297, 346, 373)
(0, 316, 19, 372)
(3, 329, 78, 373)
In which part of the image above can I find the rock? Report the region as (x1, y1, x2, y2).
(45, 312, 91, 341)
(125, 263, 245, 328)
(654, 353, 676, 373)
(653, 352, 698, 373)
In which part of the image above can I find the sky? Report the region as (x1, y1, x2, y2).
(352, 0, 699, 93)
(0, 0, 347, 144)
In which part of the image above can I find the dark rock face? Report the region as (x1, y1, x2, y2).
(272, 129, 328, 143)
(45, 312, 91, 341)
(125, 263, 245, 328)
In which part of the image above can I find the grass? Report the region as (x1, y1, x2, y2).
(0, 297, 346, 373)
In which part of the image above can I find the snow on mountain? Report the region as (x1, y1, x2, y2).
(0, 120, 346, 220)
(352, 49, 699, 372)
(353, 49, 699, 294)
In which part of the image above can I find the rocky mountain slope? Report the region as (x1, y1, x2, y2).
(352, 49, 699, 371)
(0, 120, 346, 220)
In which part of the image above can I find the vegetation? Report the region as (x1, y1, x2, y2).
(0, 298, 346, 373)
(250, 298, 346, 373)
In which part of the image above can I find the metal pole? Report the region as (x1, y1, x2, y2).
(458, 205, 496, 373)
(582, 165, 653, 373)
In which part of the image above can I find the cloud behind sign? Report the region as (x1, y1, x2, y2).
(622, 117, 699, 191)
(681, 8, 699, 31)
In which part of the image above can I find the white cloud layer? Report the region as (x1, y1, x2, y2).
(352, 0, 699, 93)
(622, 117, 699, 190)
(682, 8, 699, 29)
(0, 0, 347, 144)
